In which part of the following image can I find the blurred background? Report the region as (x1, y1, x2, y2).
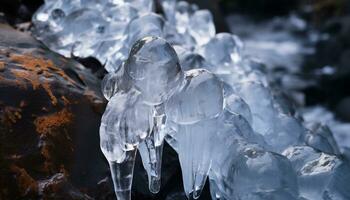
(1, 0, 350, 199)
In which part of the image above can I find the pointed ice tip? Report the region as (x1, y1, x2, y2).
(192, 172, 207, 199)
(149, 176, 161, 194)
(115, 190, 131, 200)
(192, 187, 202, 199)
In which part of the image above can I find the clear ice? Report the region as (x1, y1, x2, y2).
(33, 0, 350, 200)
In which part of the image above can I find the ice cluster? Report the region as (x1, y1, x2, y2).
(32, 0, 350, 200)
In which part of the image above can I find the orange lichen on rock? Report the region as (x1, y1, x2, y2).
(41, 144, 54, 173)
(61, 96, 70, 106)
(0, 106, 22, 127)
(0, 61, 5, 71)
(10, 69, 41, 90)
(7, 53, 77, 105)
(34, 109, 74, 173)
(9, 165, 38, 196)
(34, 108, 73, 136)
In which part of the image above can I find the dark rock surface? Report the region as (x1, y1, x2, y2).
(0, 23, 107, 200)
(220, 0, 299, 19)
(336, 97, 350, 122)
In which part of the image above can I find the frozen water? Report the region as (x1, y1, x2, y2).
(100, 36, 185, 199)
(165, 69, 223, 125)
(138, 104, 167, 193)
(125, 36, 183, 105)
(234, 81, 304, 152)
(102, 89, 154, 151)
(33, 0, 350, 200)
(188, 10, 215, 46)
(305, 123, 341, 155)
(164, 69, 223, 198)
(126, 14, 165, 48)
(32, 0, 155, 72)
(231, 148, 299, 200)
(211, 143, 299, 200)
(101, 63, 133, 100)
(224, 93, 253, 125)
(173, 1, 196, 34)
(300, 106, 350, 159)
(197, 33, 243, 74)
(174, 117, 218, 198)
(283, 145, 350, 200)
(177, 50, 212, 71)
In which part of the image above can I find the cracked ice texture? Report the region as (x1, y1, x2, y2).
(33, 0, 350, 200)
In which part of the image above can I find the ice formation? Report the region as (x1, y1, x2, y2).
(33, 0, 350, 200)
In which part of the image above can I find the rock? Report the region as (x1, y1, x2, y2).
(335, 97, 350, 122)
(339, 49, 350, 75)
(38, 173, 94, 200)
(219, 0, 299, 18)
(0, 23, 107, 199)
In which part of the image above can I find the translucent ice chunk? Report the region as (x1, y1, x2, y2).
(100, 90, 142, 200)
(177, 50, 213, 71)
(233, 81, 304, 151)
(300, 154, 341, 200)
(210, 142, 299, 200)
(100, 98, 125, 162)
(32, 0, 159, 72)
(231, 146, 299, 199)
(305, 123, 340, 155)
(174, 1, 194, 34)
(188, 10, 215, 46)
(120, 0, 154, 14)
(224, 93, 253, 125)
(218, 110, 265, 145)
(125, 36, 184, 105)
(127, 14, 165, 48)
(324, 162, 350, 200)
(272, 113, 305, 152)
(283, 145, 349, 200)
(32, 0, 80, 32)
(105, 89, 154, 151)
(101, 63, 132, 100)
(63, 9, 109, 55)
(138, 105, 167, 193)
(102, 2, 138, 22)
(174, 117, 219, 198)
(160, 0, 177, 25)
(164, 69, 225, 198)
(283, 146, 321, 171)
(170, 108, 264, 199)
(138, 136, 164, 193)
(109, 149, 137, 200)
(94, 38, 129, 72)
(234, 81, 276, 135)
(165, 69, 223, 125)
(197, 33, 243, 74)
(101, 36, 185, 196)
(80, 0, 109, 9)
